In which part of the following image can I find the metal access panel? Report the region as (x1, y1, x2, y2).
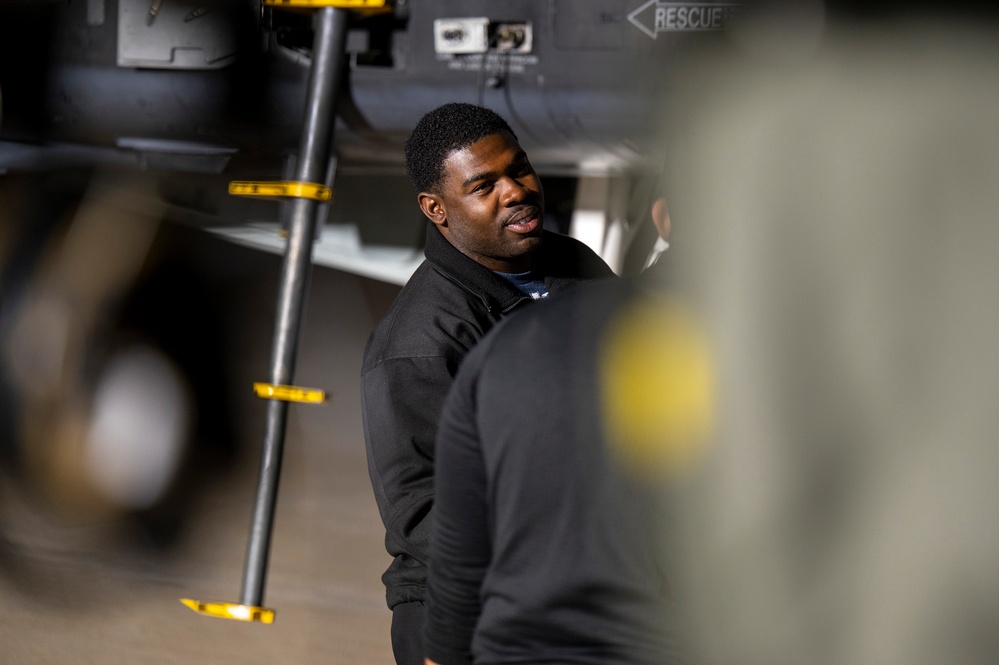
(117, 0, 238, 69)
(433, 17, 533, 55)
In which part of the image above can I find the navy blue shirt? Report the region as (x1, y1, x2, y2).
(493, 269, 549, 300)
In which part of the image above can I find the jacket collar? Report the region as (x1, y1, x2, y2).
(423, 221, 532, 314)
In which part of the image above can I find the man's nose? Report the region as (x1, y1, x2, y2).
(498, 176, 530, 206)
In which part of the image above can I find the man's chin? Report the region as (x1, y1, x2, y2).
(516, 234, 543, 250)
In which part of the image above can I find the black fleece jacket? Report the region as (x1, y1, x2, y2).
(360, 221, 614, 609)
(423, 259, 687, 665)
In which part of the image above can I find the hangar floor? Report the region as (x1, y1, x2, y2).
(0, 222, 402, 664)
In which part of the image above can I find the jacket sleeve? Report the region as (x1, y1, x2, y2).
(360, 354, 455, 576)
(423, 343, 491, 665)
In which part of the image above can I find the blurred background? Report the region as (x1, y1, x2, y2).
(0, 167, 399, 662)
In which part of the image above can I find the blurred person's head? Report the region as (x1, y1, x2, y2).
(660, 11, 999, 665)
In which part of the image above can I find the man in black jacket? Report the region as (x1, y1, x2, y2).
(360, 102, 614, 665)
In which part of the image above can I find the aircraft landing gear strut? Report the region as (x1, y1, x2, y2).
(181, 0, 392, 623)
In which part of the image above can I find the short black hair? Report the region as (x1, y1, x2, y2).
(404, 103, 517, 194)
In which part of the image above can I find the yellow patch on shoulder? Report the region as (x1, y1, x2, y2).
(600, 296, 714, 478)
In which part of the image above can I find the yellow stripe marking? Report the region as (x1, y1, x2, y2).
(263, 0, 392, 13)
(253, 382, 327, 404)
(180, 599, 276, 624)
(229, 180, 333, 202)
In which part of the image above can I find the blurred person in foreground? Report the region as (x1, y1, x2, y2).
(361, 102, 614, 665)
(654, 4, 999, 665)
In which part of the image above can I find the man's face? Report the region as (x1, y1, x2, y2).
(419, 131, 545, 273)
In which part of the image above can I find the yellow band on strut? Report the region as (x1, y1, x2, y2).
(263, 0, 393, 15)
(253, 382, 327, 404)
(229, 180, 333, 202)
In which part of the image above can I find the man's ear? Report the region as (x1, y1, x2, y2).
(651, 197, 671, 242)
(418, 192, 446, 228)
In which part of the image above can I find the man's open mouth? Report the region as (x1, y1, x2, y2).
(504, 206, 541, 227)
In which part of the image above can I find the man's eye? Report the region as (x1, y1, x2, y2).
(472, 182, 492, 194)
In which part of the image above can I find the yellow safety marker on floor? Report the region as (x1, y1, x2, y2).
(229, 180, 333, 202)
(253, 382, 327, 404)
(263, 0, 392, 15)
(180, 599, 276, 624)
